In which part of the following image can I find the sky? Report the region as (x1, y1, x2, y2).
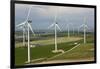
(15, 4, 95, 32)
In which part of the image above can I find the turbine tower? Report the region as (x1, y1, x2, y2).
(27, 20, 35, 63)
(16, 24, 26, 46)
(26, 6, 35, 63)
(48, 8, 61, 53)
(79, 17, 88, 44)
(66, 23, 74, 38)
(71, 23, 74, 35)
(66, 24, 70, 38)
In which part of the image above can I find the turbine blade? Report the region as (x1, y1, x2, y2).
(84, 17, 87, 24)
(85, 25, 89, 31)
(56, 24, 61, 31)
(79, 24, 84, 28)
(26, 6, 32, 21)
(85, 25, 88, 28)
(28, 23, 35, 35)
(48, 23, 55, 29)
(53, 7, 59, 25)
(54, 14, 57, 23)
(16, 22, 25, 27)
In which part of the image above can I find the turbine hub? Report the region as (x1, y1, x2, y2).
(56, 22, 58, 24)
(28, 20, 32, 23)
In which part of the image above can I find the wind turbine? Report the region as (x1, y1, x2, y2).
(66, 24, 70, 38)
(25, 6, 35, 63)
(16, 6, 35, 63)
(48, 8, 61, 53)
(71, 23, 74, 35)
(66, 23, 74, 38)
(79, 17, 88, 44)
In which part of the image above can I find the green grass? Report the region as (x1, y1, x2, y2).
(15, 41, 76, 65)
(15, 36, 82, 47)
(15, 33, 95, 65)
(48, 43, 94, 60)
(46, 34, 95, 61)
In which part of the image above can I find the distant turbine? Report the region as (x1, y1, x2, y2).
(48, 8, 61, 53)
(66, 24, 70, 38)
(71, 23, 75, 35)
(16, 24, 26, 46)
(66, 23, 74, 38)
(79, 17, 88, 44)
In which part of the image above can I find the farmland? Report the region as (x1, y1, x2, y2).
(15, 32, 94, 65)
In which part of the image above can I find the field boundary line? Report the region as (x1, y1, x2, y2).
(47, 44, 80, 60)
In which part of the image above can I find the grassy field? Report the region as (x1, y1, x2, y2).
(15, 36, 82, 47)
(15, 33, 95, 65)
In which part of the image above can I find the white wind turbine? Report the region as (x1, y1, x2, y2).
(66, 23, 74, 38)
(66, 24, 70, 38)
(78, 17, 88, 44)
(48, 8, 61, 53)
(16, 6, 35, 63)
(71, 23, 75, 35)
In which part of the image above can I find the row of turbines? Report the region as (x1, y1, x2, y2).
(16, 6, 89, 63)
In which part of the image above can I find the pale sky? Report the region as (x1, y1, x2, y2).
(15, 4, 94, 32)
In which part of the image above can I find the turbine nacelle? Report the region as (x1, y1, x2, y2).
(56, 22, 58, 24)
(28, 20, 32, 23)
(48, 22, 61, 31)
